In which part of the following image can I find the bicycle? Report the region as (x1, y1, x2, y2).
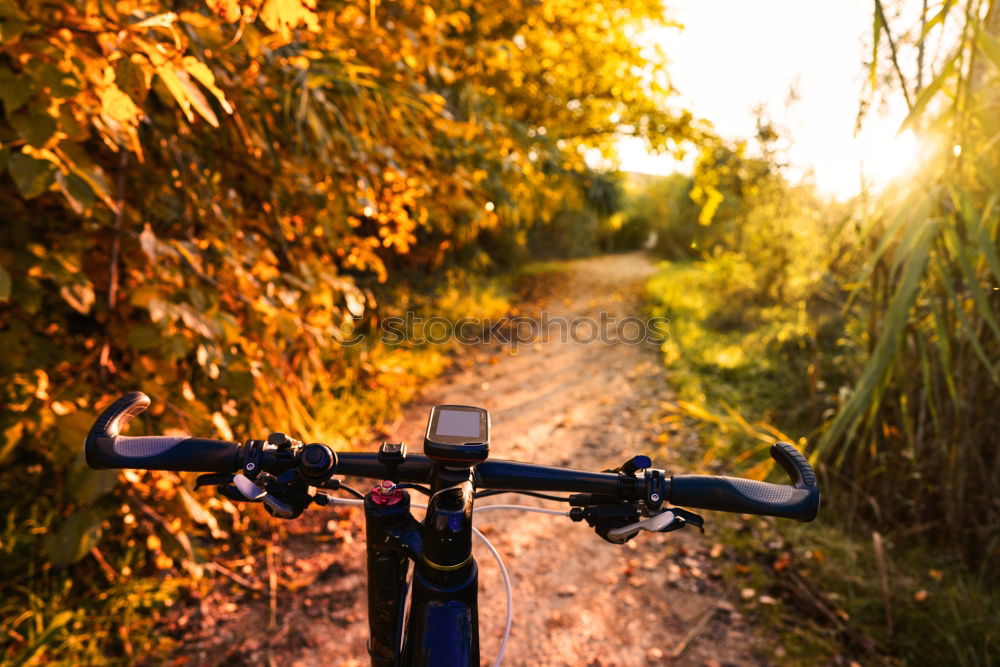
(85, 392, 820, 666)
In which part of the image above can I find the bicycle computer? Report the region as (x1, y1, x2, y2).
(424, 404, 490, 465)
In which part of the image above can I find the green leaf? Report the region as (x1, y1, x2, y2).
(975, 199, 1000, 288)
(920, 2, 952, 40)
(0, 68, 34, 112)
(10, 110, 57, 148)
(943, 223, 1000, 343)
(931, 260, 999, 384)
(7, 152, 55, 198)
(223, 369, 255, 397)
(54, 406, 94, 456)
(45, 509, 103, 569)
(56, 170, 95, 214)
(56, 140, 115, 212)
(899, 54, 956, 133)
(127, 324, 161, 350)
(974, 22, 1000, 74)
(850, 187, 935, 296)
(115, 57, 150, 105)
(9, 611, 74, 666)
(929, 300, 959, 406)
(870, 3, 885, 93)
(0, 18, 28, 43)
(67, 455, 118, 505)
(37, 63, 79, 98)
(818, 219, 940, 462)
(0, 0, 28, 20)
(0, 260, 10, 301)
(0, 419, 23, 463)
(57, 104, 88, 141)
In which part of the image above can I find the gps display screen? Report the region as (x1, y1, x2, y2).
(435, 409, 482, 438)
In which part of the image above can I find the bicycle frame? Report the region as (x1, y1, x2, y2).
(364, 466, 480, 667)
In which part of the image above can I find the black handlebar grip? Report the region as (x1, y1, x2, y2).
(85, 392, 240, 472)
(669, 442, 820, 522)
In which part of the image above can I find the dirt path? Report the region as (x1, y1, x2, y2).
(177, 253, 773, 666)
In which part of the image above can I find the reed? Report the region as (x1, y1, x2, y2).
(816, 0, 1000, 565)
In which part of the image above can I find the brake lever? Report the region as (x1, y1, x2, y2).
(233, 473, 267, 500)
(605, 507, 705, 543)
(606, 510, 677, 542)
(198, 472, 295, 518)
(195, 472, 264, 504)
(233, 472, 296, 518)
(195, 472, 234, 489)
(670, 507, 705, 533)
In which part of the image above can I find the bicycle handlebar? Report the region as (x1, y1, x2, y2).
(84, 392, 819, 522)
(85, 392, 240, 472)
(669, 443, 819, 521)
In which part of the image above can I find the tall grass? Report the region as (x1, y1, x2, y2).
(636, 2, 1000, 661)
(816, 0, 1000, 565)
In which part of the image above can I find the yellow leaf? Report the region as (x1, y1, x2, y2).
(156, 67, 194, 122)
(260, 0, 319, 43)
(211, 412, 234, 441)
(60, 283, 95, 314)
(182, 57, 234, 114)
(174, 67, 219, 127)
(131, 12, 178, 30)
(179, 10, 216, 27)
(97, 83, 142, 126)
(205, 0, 241, 23)
(129, 285, 161, 308)
(129, 12, 183, 50)
(0, 421, 25, 464)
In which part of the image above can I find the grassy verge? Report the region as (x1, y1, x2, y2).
(646, 259, 999, 666)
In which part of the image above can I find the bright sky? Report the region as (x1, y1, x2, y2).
(616, 0, 917, 199)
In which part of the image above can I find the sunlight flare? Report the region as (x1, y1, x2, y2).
(856, 126, 922, 192)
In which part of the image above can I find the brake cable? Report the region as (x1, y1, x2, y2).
(475, 489, 572, 503)
(473, 504, 570, 518)
(471, 524, 512, 667)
